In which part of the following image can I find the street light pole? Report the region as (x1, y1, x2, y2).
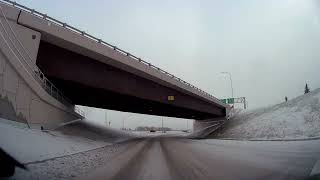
(105, 110, 109, 127)
(187, 120, 188, 131)
(221, 72, 234, 105)
(122, 118, 124, 130)
(162, 116, 164, 133)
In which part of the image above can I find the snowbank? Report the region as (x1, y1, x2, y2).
(0, 118, 109, 163)
(214, 88, 320, 139)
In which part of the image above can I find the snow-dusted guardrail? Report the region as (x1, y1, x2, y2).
(0, 0, 220, 103)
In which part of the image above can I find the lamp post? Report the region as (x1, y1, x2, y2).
(162, 116, 164, 133)
(122, 118, 124, 130)
(221, 72, 234, 105)
(187, 120, 188, 131)
(105, 110, 111, 127)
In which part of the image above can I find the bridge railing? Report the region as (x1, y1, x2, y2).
(0, 3, 85, 117)
(0, 0, 224, 103)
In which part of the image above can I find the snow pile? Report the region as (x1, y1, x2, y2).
(215, 88, 320, 139)
(0, 118, 109, 163)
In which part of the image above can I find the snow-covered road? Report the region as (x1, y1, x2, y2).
(10, 139, 137, 179)
(80, 137, 320, 180)
(6, 136, 320, 179)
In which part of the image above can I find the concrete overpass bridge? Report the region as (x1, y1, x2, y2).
(0, 0, 229, 130)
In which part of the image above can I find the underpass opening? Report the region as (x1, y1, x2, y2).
(35, 40, 226, 120)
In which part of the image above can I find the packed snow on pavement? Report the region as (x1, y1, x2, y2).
(0, 118, 140, 179)
(0, 117, 195, 179)
(10, 141, 133, 180)
(214, 88, 320, 139)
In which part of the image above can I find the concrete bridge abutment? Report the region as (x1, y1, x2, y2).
(0, 3, 82, 129)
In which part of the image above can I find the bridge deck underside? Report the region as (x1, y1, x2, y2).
(36, 41, 225, 120)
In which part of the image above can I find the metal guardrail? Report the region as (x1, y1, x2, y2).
(0, 4, 85, 117)
(0, 0, 219, 101)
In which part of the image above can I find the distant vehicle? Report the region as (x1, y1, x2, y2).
(150, 129, 156, 133)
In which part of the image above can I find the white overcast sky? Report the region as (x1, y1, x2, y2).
(17, 0, 320, 129)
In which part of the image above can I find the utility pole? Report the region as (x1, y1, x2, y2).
(162, 116, 164, 133)
(122, 118, 125, 130)
(105, 110, 108, 127)
(187, 120, 188, 131)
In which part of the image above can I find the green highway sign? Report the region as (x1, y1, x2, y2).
(220, 97, 247, 109)
(227, 98, 234, 104)
(220, 99, 227, 103)
(220, 98, 234, 104)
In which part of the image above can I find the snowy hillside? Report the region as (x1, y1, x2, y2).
(214, 88, 320, 139)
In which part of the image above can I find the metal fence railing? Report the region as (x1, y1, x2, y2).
(0, 4, 85, 117)
(0, 0, 222, 103)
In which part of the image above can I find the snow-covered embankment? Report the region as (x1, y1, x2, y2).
(213, 88, 320, 139)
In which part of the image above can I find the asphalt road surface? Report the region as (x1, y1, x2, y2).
(81, 137, 320, 180)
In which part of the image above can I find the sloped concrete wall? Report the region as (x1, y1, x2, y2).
(0, 5, 81, 129)
(0, 95, 27, 124)
(0, 46, 79, 129)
